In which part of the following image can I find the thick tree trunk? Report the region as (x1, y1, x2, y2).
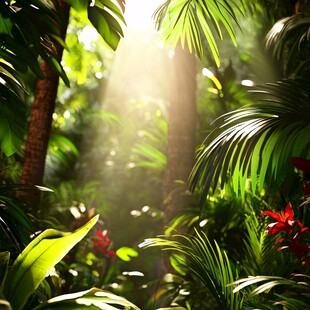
(163, 44, 197, 227)
(161, 44, 197, 276)
(20, 0, 70, 214)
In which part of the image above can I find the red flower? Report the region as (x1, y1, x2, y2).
(278, 228, 310, 262)
(92, 229, 116, 257)
(261, 203, 302, 235)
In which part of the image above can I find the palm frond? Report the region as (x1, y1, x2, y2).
(190, 78, 310, 201)
(153, 0, 241, 65)
(132, 143, 166, 170)
(232, 274, 310, 308)
(0, 0, 68, 155)
(242, 214, 274, 276)
(33, 288, 140, 310)
(140, 229, 243, 309)
(265, 14, 310, 76)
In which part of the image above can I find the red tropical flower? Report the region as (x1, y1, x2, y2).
(278, 228, 310, 262)
(261, 203, 302, 235)
(92, 228, 116, 257)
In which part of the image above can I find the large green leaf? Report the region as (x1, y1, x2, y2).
(88, 5, 123, 51)
(3, 215, 99, 310)
(66, 0, 125, 50)
(190, 78, 310, 201)
(32, 288, 140, 310)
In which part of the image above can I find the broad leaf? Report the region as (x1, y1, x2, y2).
(88, 6, 123, 51)
(3, 215, 99, 310)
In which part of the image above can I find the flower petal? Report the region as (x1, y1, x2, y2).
(284, 202, 294, 220)
(261, 210, 281, 222)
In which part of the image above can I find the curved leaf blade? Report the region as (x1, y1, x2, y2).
(4, 215, 99, 310)
(33, 288, 140, 310)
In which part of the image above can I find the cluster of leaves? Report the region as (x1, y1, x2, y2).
(0, 192, 141, 310)
(0, 0, 126, 158)
(0, 0, 67, 156)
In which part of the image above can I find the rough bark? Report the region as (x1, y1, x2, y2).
(20, 0, 70, 214)
(163, 44, 197, 227)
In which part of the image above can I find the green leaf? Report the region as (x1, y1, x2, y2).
(66, 0, 89, 12)
(33, 288, 140, 310)
(0, 196, 33, 242)
(3, 215, 99, 310)
(141, 229, 242, 309)
(0, 84, 26, 156)
(96, 0, 126, 24)
(154, 0, 240, 63)
(190, 78, 310, 202)
(42, 54, 70, 87)
(88, 6, 122, 51)
(116, 247, 138, 262)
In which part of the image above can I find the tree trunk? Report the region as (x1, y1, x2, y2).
(163, 44, 197, 228)
(161, 44, 197, 276)
(20, 0, 70, 215)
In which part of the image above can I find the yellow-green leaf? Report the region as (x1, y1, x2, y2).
(4, 215, 99, 310)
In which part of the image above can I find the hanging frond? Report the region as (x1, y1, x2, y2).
(153, 0, 241, 65)
(0, 0, 68, 155)
(190, 78, 310, 201)
(140, 229, 243, 309)
(265, 14, 310, 76)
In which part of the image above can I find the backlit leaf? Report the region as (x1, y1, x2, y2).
(4, 216, 99, 310)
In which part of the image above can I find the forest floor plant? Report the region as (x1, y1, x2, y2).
(0, 185, 141, 310)
(140, 158, 310, 309)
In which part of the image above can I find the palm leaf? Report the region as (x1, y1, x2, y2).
(32, 288, 140, 310)
(265, 15, 310, 76)
(242, 214, 284, 278)
(232, 273, 310, 307)
(0, 0, 68, 155)
(190, 78, 310, 201)
(140, 229, 243, 309)
(132, 143, 166, 170)
(153, 0, 241, 65)
(0, 82, 26, 156)
(45, 133, 79, 180)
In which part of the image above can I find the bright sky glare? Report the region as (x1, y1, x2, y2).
(124, 0, 161, 31)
